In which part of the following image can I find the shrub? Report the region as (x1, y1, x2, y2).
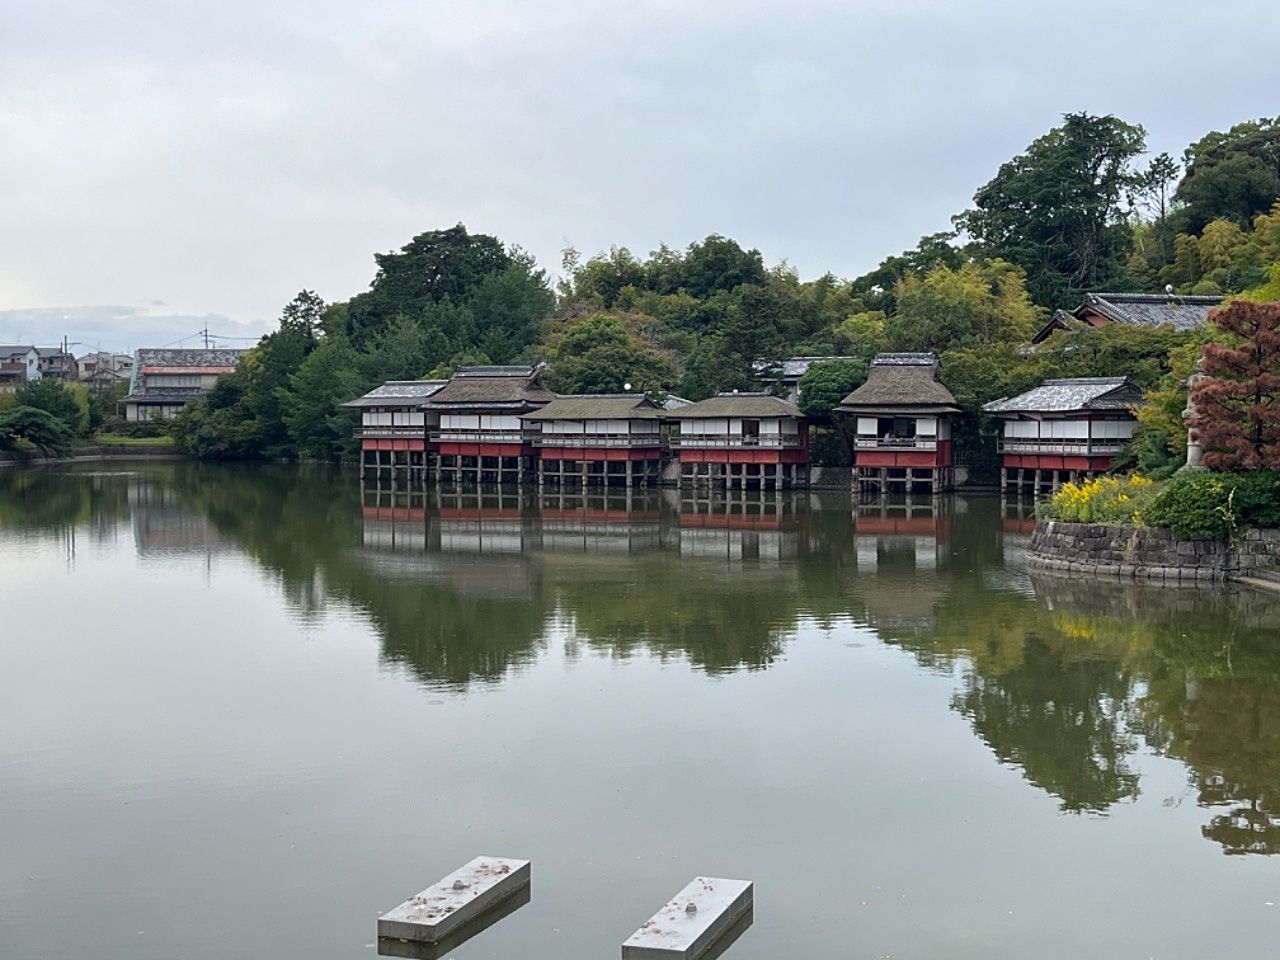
(1040, 475, 1158, 525)
(1143, 469, 1280, 538)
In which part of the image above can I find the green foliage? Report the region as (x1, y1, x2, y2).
(886, 259, 1042, 352)
(0, 405, 77, 455)
(278, 337, 362, 461)
(956, 112, 1147, 307)
(1175, 118, 1280, 234)
(542, 313, 676, 395)
(796, 359, 867, 418)
(1040, 476, 1158, 524)
(1145, 471, 1242, 538)
(14, 377, 90, 435)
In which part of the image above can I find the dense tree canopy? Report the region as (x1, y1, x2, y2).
(955, 113, 1147, 307)
(1193, 300, 1280, 470)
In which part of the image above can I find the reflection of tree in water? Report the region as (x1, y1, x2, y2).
(952, 633, 1139, 812)
(166, 464, 550, 689)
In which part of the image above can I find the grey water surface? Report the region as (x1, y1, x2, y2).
(1, 463, 1277, 959)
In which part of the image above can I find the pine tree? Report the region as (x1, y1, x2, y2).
(1192, 300, 1280, 470)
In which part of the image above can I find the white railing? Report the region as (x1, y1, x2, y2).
(998, 438, 1128, 455)
(855, 437, 938, 450)
(671, 435, 803, 449)
(534, 434, 661, 448)
(355, 427, 426, 439)
(432, 430, 531, 444)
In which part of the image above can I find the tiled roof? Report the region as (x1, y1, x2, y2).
(523, 395, 664, 420)
(341, 380, 447, 408)
(126, 347, 247, 402)
(983, 377, 1143, 414)
(758, 356, 862, 381)
(674, 392, 803, 419)
(837, 352, 959, 411)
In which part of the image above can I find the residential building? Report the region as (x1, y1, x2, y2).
(523, 394, 665, 488)
(79, 352, 134, 391)
(122, 348, 247, 421)
(422, 365, 554, 484)
(1031, 292, 1222, 345)
(36, 347, 78, 380)
(835, 352, 961, 495)
(670, 392, 808, 489)
(0, 346, 41, 385)
(983, 377, 1144, 493)
(342, 380, 446, 480)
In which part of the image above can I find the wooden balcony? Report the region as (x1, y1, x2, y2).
(671, 434, 804, 449)
(855, 436, 938, 451)
(533, 433, 662, 448)
(354, 426, 427, 440)
(431, 429, 531, 444)
(998, 438, 1128, 456)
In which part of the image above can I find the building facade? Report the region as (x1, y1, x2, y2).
(523, 394, 664, 488)
(422, 365, 554, 484)
(836, 352, 961, 495)
(36, 348, 78, 380)
(984, 377, 1144, 493)
(343, 380, 446, 480)
(671, 393, 808, 489)
(122, 348, 247, 421)
(79, 352, 134, 391)
(0, 346, 41, 388)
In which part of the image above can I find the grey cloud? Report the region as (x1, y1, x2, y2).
(1, 0, 1277, 339)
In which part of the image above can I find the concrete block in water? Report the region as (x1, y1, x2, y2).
(377, 856, 530, 944)
(622, 877, 753, 960)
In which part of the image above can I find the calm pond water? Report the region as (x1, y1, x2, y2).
(1, 462, 1278, 959)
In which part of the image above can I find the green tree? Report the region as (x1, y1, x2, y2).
(1175, 118, 1280, 233)
(543, 314, 675, 395)
(796, 359, 868, 419)
(0, 405, 77, 455)
(956, 112, 1147, 306)
(14, 378, 89, 435)
(885, 260, 1042, 352)
(278, 337, 362, 461)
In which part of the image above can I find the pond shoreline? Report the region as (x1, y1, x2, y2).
(0, 445, 184, 468)
(1027, 519, 1280, 587)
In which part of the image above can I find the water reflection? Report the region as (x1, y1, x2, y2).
(2, 463, 1279, 855)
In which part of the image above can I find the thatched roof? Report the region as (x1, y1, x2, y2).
(983, 377, 1143, 415)
(523, 395, 664, 420)
(341, 380, 447, 408)
(836, 353, 959, 413)
(423, 365, 554, 411)
(674, 392, 803, 419)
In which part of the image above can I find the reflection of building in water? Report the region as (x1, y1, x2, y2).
(129, 478, 228, 557)
(539, 490, 662, 553)
(852, 496, 951, 572)
(675, 490, 805, 560)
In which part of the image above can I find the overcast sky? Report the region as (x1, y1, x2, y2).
(2, 0, 1277, 352)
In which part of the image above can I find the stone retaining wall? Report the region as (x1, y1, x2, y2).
(1027, 520, 1280, 583)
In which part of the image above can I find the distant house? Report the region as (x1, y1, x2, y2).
(79, 352, 134, 390)
(983, 377, 1144, 492)
(523, 394, 665, 487)
(342, 380, 446, 479)
(671, 392, 808, 489)
(1031, 292, 1222, 345)
(835, 352, 961, 494)
(421, 365, 555, 483)
(36, 347, 78, 380)
(756, 356, 861, 404)
(122, 348, 247, 421)
(0, 346, 41, 387)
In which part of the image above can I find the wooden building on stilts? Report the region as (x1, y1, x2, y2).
(343, 380, 446, 481)
(522, 394, 665, 488)
(836, 353, 960, 495)
(423, 365, 554, 484)
(671, 393, 808, 490)
(983, 377, 1143, 494)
